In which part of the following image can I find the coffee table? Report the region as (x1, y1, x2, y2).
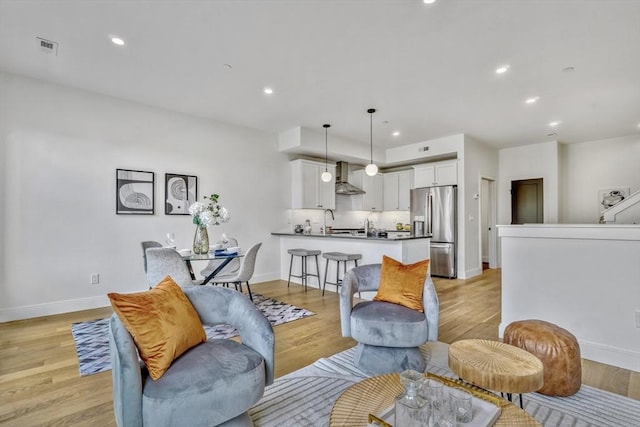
(329, 372, 541, 426)
(448, 339, 544, 409)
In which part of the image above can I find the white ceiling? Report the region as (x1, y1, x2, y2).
(1, 0, 639, 153)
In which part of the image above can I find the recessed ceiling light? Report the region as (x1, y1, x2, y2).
(223, 63, 233, 69)
(562, 66, 575, 73)
(549, 121, 562, 127)
(111, 36, 125, 46)
(495, 65, 510, 74)
(392, 131, 400, 137)
(423, 0, 437, 4)
(525, 96, 540, 104)
(263, 87, 273, 95)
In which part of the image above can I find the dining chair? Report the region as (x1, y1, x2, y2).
(208, 243, 262, 301)
(140, 240, 162, 273)
(145, 247, 202, 288)
(200, 237, 241, 279)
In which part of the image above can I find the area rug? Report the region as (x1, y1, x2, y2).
(71, 293, 314, 376)
(249, 342, 640, 427)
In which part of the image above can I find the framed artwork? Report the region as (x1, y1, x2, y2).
(598, 187, 630, 212)
(165, 173, 197, 215)
(116, 169, 155, 215)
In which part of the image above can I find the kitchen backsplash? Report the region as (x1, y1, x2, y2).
(288, 208, 410, 233)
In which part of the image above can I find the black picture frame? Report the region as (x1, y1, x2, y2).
(165, 173, 198, 215)
(116, 169, 155, 215)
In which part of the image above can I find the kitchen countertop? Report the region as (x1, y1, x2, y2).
(271, 231, 431, 241)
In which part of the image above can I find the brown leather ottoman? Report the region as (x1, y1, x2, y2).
(503, 319, 581, 396)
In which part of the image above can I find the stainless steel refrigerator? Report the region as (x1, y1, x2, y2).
(410, 186, 457, 278)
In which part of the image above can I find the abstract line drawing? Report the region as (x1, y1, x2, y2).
(598, 187, 630, 212)
(165, 174, 197, 215)
(116, 169, 155, 215)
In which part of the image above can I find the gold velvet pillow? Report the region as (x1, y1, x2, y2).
(373, 255, 430, 312)
(108, 276, 206, 380)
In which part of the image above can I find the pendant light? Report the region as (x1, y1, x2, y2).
(365, 108, 378, 176)
(321, 124, 332, 182)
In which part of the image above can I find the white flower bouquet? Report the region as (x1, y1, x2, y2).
(189, 193, 230, 228)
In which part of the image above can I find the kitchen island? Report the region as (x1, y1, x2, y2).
(271, 231, 430, 297)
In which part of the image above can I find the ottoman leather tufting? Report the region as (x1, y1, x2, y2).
(503, 319, 581, 396)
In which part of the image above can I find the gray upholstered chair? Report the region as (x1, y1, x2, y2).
(340, 263, 439, 375)
(140, 240, 162, 273)
(145, 247, 202, 288)
(109, 286, 275, 427)
(200, 237, 241, 279)
(209, 243, 262, 302)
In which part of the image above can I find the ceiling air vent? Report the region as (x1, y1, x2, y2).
(37, 37, 58, 56)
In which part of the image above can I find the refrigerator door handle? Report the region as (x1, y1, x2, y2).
(427, 193, 433, 234)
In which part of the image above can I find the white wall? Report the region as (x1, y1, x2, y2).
(498, 141, 560, 226)
(385, 134, 463, 164)
(561, 134, 640, 223)
(0, 72, 289, 321)
(459, 136, 498, 278)
(499, 224, 640, 372)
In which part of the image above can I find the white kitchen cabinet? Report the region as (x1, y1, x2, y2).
(383, 170, 413, 211)
(291, 159, 336, 209)
(413, 160, 457, 188)
(351, 169, 384, 211)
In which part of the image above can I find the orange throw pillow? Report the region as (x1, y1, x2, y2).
(373, 255, 430, 312)
(108, 276, 206, 380)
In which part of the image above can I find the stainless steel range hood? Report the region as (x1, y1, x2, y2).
(335, 161, 365, 195)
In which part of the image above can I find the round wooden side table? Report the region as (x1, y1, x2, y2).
(448, 339, 544, 408)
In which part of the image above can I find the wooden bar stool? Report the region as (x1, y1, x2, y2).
(287, 248, 321, 291)
(322, 252, 362, 296)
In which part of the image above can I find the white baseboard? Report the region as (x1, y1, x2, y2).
(499, 322, 640, 372)
(461, 267, 482, 279)
(580, 339, 640, 372)
(0, 295, 110, 323)
(0, 271, 284, 323)
(251, 271, 281, 284)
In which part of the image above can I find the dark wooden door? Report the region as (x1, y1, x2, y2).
(511, 178, 543, 224)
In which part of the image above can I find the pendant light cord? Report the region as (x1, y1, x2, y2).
(370, 112, 373, 163)
(367, 108, 376, 164)
(323, 124, 330, 172)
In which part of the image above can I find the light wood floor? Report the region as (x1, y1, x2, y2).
(1, 269, 638, 426)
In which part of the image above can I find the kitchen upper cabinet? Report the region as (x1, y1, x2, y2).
(383, 170, 413, 211)
(413, 160, 457, 188)
(352, 169, 384, 211)
(291, 159, 336, 209)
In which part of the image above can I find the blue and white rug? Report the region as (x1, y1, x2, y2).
(250, 342, 640, 427)
(71, 293, 314, 376)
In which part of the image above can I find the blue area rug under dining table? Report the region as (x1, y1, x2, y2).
(71, 292, 314, 376)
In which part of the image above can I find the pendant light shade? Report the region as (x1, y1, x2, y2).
(366, 108, 378, 176)
(321, 124, 332, 182)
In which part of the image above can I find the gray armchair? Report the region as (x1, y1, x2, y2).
(108, 286, 275, 427)
(340, 263, 439, 375)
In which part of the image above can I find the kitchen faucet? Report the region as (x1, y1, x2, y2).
(323, 209, 335, 235)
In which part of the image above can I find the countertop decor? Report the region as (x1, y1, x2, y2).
(271, 231, 430, 241)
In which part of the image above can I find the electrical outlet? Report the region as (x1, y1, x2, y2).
(90, 273, 100, 285)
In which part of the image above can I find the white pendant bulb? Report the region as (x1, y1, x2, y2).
(321, 124, 332, 182)
(366, 108, 378, 176)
